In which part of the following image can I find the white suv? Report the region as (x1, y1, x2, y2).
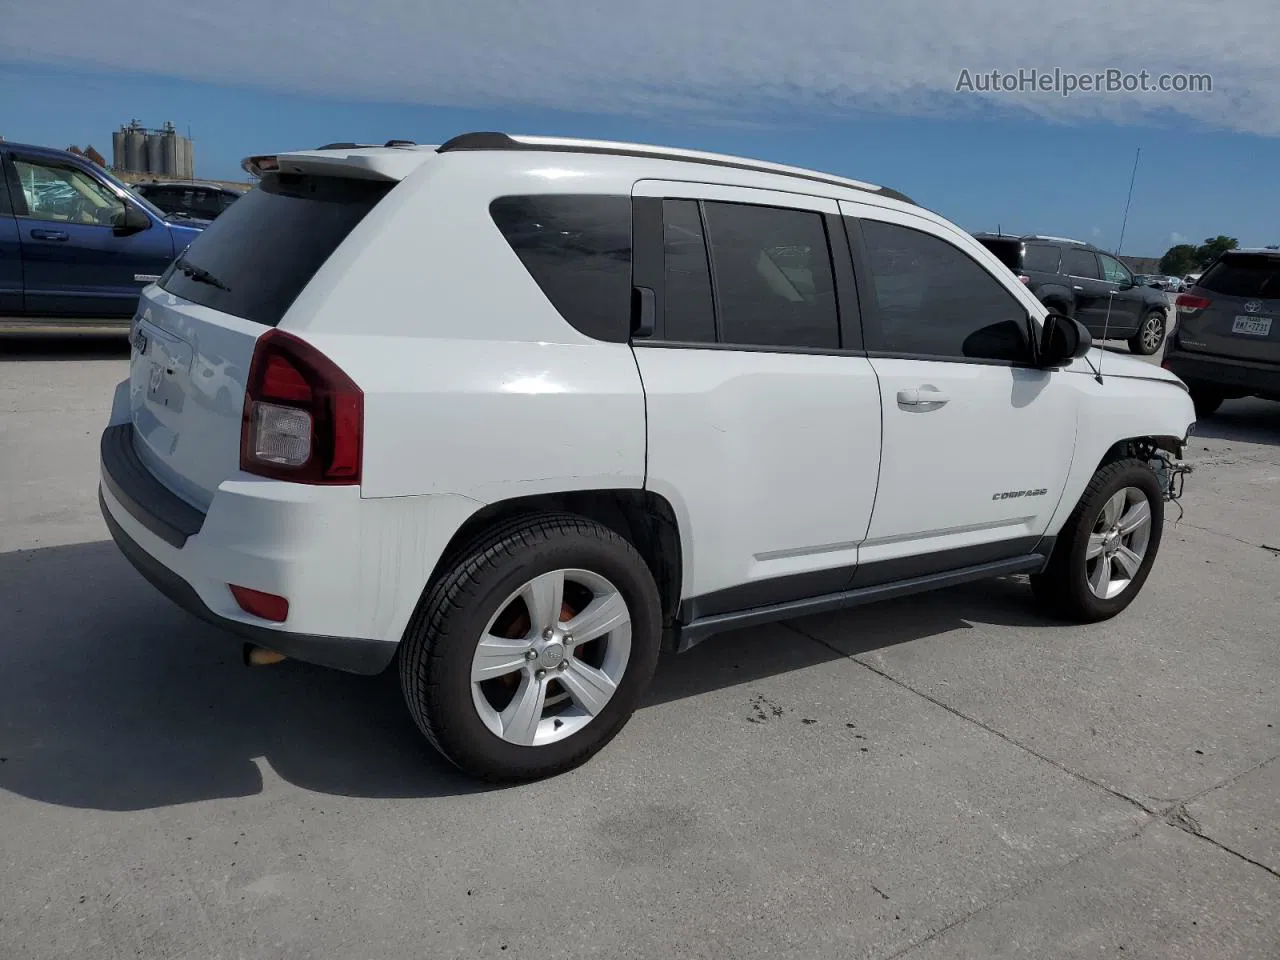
(100, 133, 1196, 781)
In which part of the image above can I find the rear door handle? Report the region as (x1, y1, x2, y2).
(897, 386, 950, 407)
(1072, 285, 1084, 291)
(30, 229, 69, 241)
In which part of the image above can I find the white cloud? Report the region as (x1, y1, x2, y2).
(3, 0, 1278, 135)
(1091, 226, 1103, 237)
(1171, 232, 1188, 243)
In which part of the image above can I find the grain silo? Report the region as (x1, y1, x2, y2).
(162, 125, 179, 178)
(145, 131, 164, 174)
(111, 126, 127, 170)
(175, 135, 190, 180)
(125, 121, 146, 172)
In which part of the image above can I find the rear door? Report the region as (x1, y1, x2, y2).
(0, 150, 21, 315)
(129, 170, 394, 509)
(630, 180, 882, 610)
(6, 151, 173, 318)
(1179, 252, 1280, 364)
(1060, 247, 1112, 332)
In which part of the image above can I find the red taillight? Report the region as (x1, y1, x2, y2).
(230, 585, 289, 622)
(1176, 293, 1212, 312)
(240, 329, 363, 485)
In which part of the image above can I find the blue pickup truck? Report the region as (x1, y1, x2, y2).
(0, 142, 207, 330)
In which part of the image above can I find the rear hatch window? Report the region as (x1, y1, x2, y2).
(1197, 254, 1280, 300)
(976, 237, 1022, 273)
(159, 172, 393, 327)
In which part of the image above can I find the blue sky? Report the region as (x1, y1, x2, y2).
(3, 0, 1278, 258)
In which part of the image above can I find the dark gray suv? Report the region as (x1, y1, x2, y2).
(1162, 249, 1280, 416)
(975, 234, 1170, 355)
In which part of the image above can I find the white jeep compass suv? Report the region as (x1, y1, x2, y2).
(100, 133, 1196, 782)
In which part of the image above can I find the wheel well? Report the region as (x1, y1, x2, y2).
(1098, 435, 1183, 469)
(433, 490, 683, 626)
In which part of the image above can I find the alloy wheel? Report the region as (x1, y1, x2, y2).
(470, 568, 632, 746)
(1084, 486, 1153, 600)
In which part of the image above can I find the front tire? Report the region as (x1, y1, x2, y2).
(1127, 310, 1166, 356)
(1032, 458, 1164, 622)
(399, 513, 662, 782)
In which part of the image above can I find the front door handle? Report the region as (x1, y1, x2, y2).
(897, 386, 950, 407)
(30, 229, 69, 241)
(1072, 285, 1084, 291)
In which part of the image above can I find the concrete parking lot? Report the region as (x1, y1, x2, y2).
(1, 335, 1277, 960)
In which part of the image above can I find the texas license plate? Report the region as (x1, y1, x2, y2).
(1231, 315, 1272, 337)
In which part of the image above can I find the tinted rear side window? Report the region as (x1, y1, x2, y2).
(1062, 248, 1100, 279)
(490, 195, 632, 343)
(701, 201, 839, 350)
(159, 173, 392, 327)
(662, 199, 717, 343)
(1022, 244, 1061, 273)
(1198, 255, 1280, 298)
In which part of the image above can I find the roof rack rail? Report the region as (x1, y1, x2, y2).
(1029, 235, 1088, 245)
(314, 141, 375, 150)
(384, 139, 417, 147)
(436, 131, 915, 205)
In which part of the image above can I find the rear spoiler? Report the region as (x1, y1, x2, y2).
(241, 147, 432, 182)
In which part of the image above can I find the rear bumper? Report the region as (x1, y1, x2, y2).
(1162, 348, 1280, 400)
(99, 423, 398, 675)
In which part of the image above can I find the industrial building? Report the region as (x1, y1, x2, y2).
(111, 120, 194, 179)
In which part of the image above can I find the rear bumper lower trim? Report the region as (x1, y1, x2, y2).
(100, 488, 397, 675)
(1163, 349, 1279, 397)
(100, 423, 206, 548)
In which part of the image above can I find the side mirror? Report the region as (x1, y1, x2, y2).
(115, 203, 152, 234)
(1039, 312, 1093, 366)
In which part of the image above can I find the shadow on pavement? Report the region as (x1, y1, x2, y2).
(0, 333, 130, 362)
(1191, 398, 1280, 446)
(0, 538, 1059, 811)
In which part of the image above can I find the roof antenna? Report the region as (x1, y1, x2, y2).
(1096, 146, 1142, 386)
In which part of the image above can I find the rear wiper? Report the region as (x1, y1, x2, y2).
(176, 257, 229, 291)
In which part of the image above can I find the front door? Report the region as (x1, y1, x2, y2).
(7, 152, 173, 318)
(1097, 251, 1146, 332)
(631, 181, 883, 613)
(841, 202, 1077, 582)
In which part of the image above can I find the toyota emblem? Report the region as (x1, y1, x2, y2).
(1244, 300, 1262, 313)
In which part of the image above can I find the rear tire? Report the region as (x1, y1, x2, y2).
(398, 513, 662, 782)
(1031, 458, 1163, 622)
(1127, 310, 1166, 356)
(1189, 383, 1224, 418)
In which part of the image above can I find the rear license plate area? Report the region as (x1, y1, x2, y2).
(1231, 315, 1272, 337)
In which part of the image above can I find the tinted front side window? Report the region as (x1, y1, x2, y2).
(860, 219, 1030, 362)
(1062, 248, 1100, 279)
(1098, 253, 1131, 285)
(160, 173, 392, 327)
(661, 199, 716, 343)
(490, 195, 632, 343)
(1198, 255, 1280, 298)
(1022, 244, 1061, 274)
(701, 201, 838, 350)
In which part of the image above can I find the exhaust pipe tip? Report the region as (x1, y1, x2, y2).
(243, 643, 287, 667)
